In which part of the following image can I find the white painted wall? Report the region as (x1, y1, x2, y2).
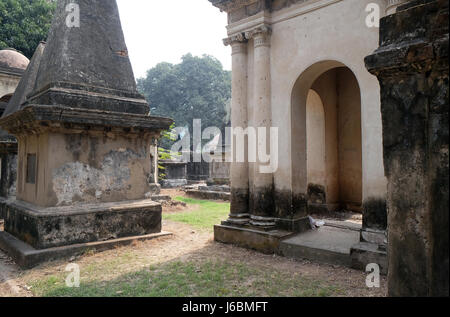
(306, 89, 326, 188)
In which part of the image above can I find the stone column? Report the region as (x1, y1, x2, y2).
(366, 0, 449, 296)
(246, 25, 275, 227)
(223, 34, 250, 225)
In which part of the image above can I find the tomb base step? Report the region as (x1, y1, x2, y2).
(0, 230, 171, 269)
(214, 224, 294, 254)
(3, 199, 163, 249)
(279, 226, 360, 267)
(186, 190, 230, 201)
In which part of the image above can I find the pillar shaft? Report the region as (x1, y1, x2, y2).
(226, 35, 250, 224)
(366, 0, 449, 296)
(247, 26, 275, 226)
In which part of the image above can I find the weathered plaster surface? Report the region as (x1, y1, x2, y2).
(52, 148, 144, 206)
(366, 0, 449, 296)
(217, 0, 388, 226)
(15, 130, 157, 208)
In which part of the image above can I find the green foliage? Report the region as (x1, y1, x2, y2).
(138, 54, 231, 150)
(0, 0, 56, 58)
(158, 123, 179, 181)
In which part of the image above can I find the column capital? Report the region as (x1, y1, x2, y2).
(223, 33, 247, 46)
(245, 25, 272, 47)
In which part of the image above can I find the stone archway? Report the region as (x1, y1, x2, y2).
(292, 61, 363, 214)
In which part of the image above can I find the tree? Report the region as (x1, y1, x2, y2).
(137, 54, 231, 149)
(0, 0, 56, 58)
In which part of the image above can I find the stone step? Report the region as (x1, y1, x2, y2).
(279, 226, 360, 267)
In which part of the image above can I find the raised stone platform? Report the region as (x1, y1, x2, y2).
(279, 226, 360, 267)
(0, 230, 171, 269)
(187, 189, 230, 201)
(214, 224, 294, 254)
(161, 179, 188, 188)
(215, 221, 387, 273)
(3, 199, 163, 249)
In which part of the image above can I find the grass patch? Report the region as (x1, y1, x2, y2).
(163, 197, 230, 231)
(27, 259, 343, 297)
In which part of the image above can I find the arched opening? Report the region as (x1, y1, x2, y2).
(292, 61, 362, 214)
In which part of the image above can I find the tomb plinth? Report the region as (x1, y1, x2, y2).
(0, 0, 173, 261)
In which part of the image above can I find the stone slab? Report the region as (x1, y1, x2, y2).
(161, 179, 188, 188)
(187, 190, 230, 201)
(3, 199, 163, 249)
(0, 230, 171, 269)
(279, 226, 360, 267)
(324, 220, 362, 231)
(214, 224, 294, 254)
(150, 195, 172, 202)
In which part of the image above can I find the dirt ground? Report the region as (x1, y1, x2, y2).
(0, 190, 386, 297)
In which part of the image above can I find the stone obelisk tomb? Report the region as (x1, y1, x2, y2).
(0, 0, 172, 262)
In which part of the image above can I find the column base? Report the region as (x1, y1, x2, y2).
(223, 213, 250, 225)
(249, 215, 277, 227)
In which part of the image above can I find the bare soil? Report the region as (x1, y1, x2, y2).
(0, 190, 386, 297)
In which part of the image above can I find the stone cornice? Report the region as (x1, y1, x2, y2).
(365, 0, 448, 77)
(0, 105, 173, 137)
(209, 0, 259, 12)
(0, 65, 24, 78)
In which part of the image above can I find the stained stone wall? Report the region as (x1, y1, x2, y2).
(210, 0, 389, 231)
(365, 0, 449, 296)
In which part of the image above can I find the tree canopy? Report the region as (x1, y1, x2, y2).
(0, 0, 56, 58)
(137, 54, 231, 149)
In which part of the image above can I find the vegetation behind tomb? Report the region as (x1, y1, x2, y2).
(137, 54, 231, 149)
(0, 0, 56, 58)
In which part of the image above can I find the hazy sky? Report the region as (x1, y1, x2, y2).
(116, 0, 230, 79)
